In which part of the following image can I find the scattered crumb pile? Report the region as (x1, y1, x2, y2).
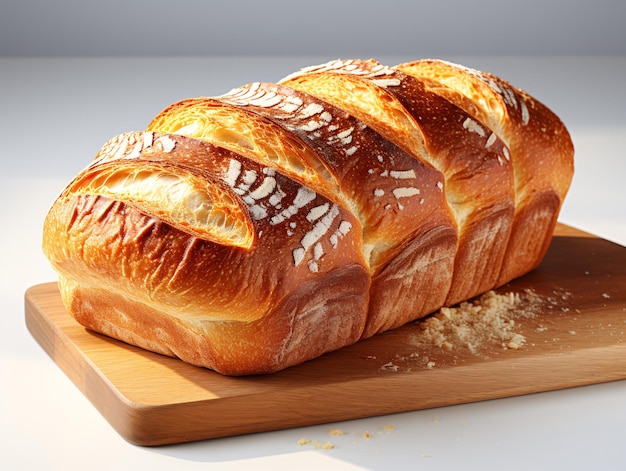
(297, 437, 335, 450)
(297, 425, 395, 450)
(413, 289, 544, 354)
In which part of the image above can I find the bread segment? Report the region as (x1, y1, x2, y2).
(220, 81, 458, 335)
(43, 132, 369, 374)
(282, 59, 515, 305)
(395, 59, 574, 284)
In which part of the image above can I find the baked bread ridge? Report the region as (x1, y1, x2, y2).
(146, 97, 340, 204)
(218, 81, 459, 336)
(42, 57, 574, 375)
(147, 84, 461, 336)
(394, 59, 575, 285)
(43, 131, 370, 374)
(280, 58, 516, 306)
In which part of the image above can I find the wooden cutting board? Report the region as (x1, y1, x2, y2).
(25, 223, 626, 446)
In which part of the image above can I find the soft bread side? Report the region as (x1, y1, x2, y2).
(43, 132, 370, 374)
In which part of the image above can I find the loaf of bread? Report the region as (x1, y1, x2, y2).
(42, 58, 574, 375)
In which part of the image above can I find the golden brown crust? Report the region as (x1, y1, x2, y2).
(219, 81, 458, 335)
(282, 59, 515, 305)
(43, 132, 370, 374)
(146, 97, 339, 202)
(395, 59, 574, 284)
(42, 58, 574, 375)
(59, 261, 369, 375)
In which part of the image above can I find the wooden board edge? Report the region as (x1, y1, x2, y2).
(24, 281, 626, 446)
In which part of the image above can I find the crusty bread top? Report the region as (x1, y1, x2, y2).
(281, 59, 515, 232)
(396, 59, 574, 202)
(147, 97, 340, 205)
(218, 81, 456, 272)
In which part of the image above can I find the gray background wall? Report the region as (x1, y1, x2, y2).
(1, 0, 625, 57)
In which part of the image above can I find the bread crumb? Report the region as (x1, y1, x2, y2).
(506, 333, 526, 349)
(411, 289, 544, 359)
(383, 425, 394, 432)
(362, 431, 372, 439)
(381, 361, 400, 371)
(298, 438, 335, 450)
(317, 441, 335, 450)
(328, 429, 345, 436)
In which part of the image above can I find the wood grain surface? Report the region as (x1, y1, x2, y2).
(25, 223, 626, 446)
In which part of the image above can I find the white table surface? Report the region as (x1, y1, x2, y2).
(1, 55, 625, 470)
